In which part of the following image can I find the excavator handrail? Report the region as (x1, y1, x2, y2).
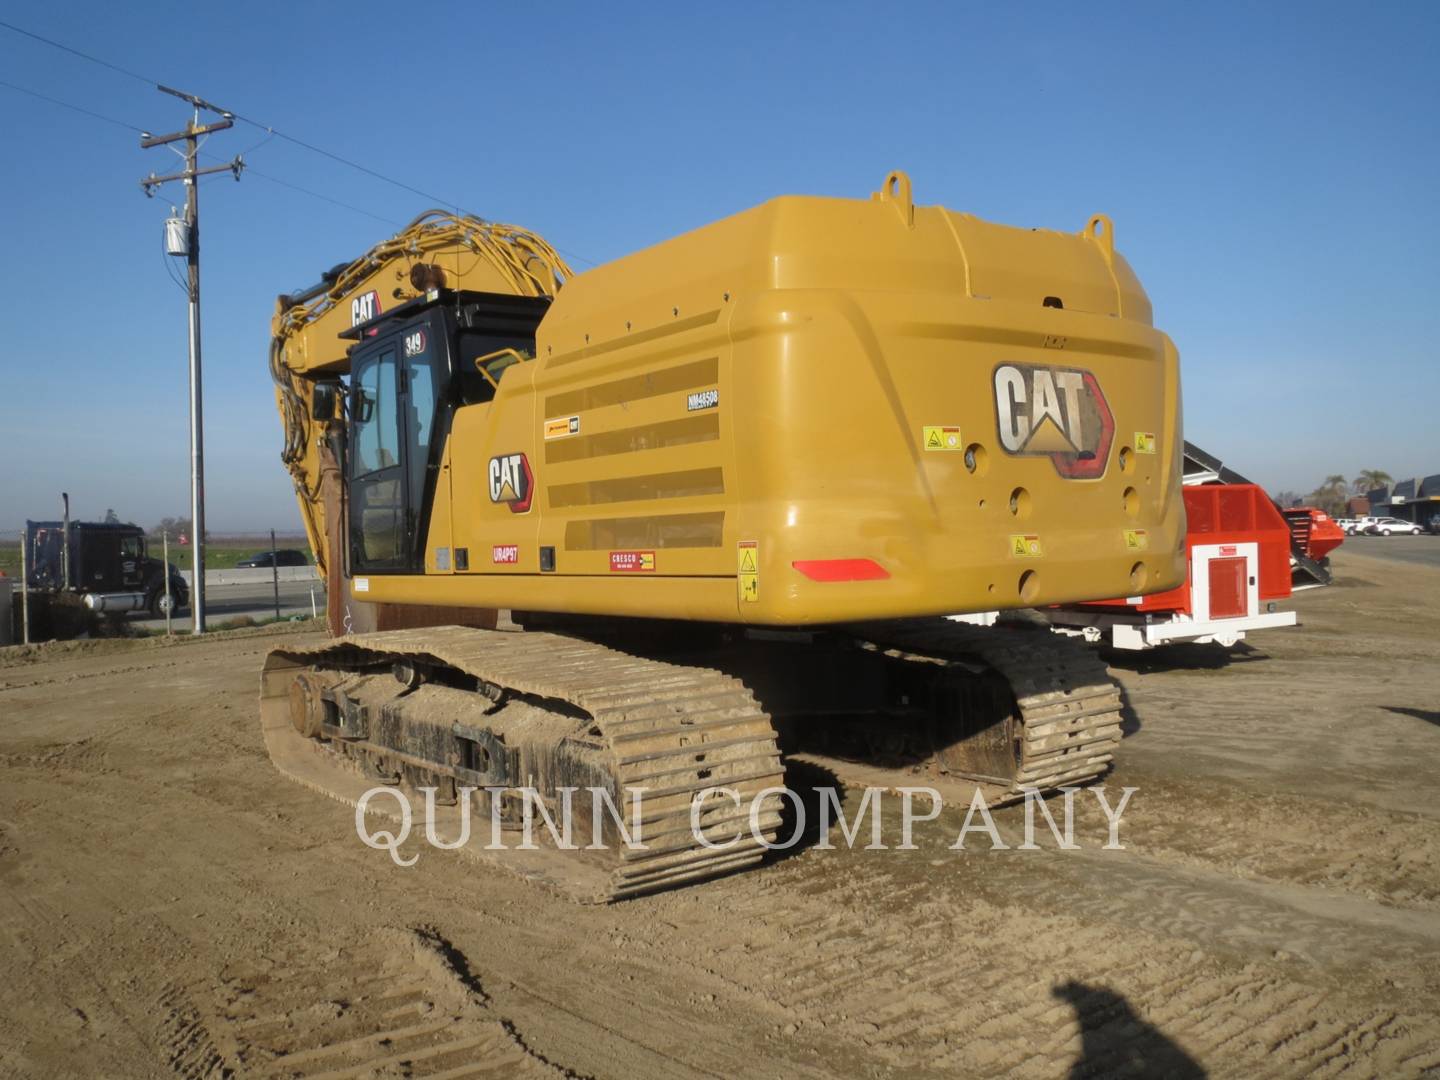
(472, 347, 532, 393)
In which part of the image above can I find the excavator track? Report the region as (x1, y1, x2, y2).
(261, 627, 784, 903)
(261, 621, 1124, 901)
(851, 619, 1125, 797)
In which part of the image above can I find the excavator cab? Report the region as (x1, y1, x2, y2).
(340, 289, 549, 575)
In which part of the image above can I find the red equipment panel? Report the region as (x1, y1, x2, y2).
(1207, 557, 1248, 618)
(1077, 484, 1293, 614)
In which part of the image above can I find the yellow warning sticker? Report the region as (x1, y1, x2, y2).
(1010, 534, 1043, 558)
(1124, 529, 1149, 550)
(1134, 431, 1156, 454)
(737, 541, 759, 602)
(923, 425, 963, 451)
(545, 415, 581, 441)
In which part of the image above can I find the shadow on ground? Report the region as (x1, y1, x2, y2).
(1053, 980, 1206, 1078)
(1102, 640, 1267, 675)
(1383, 706, 1440, 728)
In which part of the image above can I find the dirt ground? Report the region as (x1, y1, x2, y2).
(2, 546, 1438, 1079)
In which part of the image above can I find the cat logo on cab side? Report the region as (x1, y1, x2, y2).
(488, 453, 533, 513)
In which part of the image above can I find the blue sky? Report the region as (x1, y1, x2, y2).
(1, 2, 1436, 532)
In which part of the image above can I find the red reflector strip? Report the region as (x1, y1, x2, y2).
(791, 558, 890, 582)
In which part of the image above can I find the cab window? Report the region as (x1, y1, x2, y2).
(457, 331, 535, 405)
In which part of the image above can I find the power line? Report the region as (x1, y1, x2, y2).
(0, 18, 154, 87)
(230, 162, 404, 226)
(0, 20, 463, 208)
(0, 77, 144, 133)
(0, 77, 401, 226)
(0, 19, 601, 266)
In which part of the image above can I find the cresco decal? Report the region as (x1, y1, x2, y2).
(610, 550, 655, 572)
(488, 453, 533, 513)
(993, 363, 1114, 479)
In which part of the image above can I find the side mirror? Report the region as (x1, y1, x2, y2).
(312, 381, 341, 421)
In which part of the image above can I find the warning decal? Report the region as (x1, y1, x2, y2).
(923, 425, 963, 451)
(1010, 534, 1044, 558)
(1135, 432, 1157, 454)
(737, 540, 759, 602)
(1124, 529, 1149, 551)
(609, 550, 655, 572)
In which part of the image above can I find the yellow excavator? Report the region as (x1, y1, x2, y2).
(260, 171, 1185, 900)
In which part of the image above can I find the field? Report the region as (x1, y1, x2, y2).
(0, 537, 311, 578)
(1, 544, 1438, 1077)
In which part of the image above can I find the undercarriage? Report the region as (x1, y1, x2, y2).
(260, 619, 1122, 901)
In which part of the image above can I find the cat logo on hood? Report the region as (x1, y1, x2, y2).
(993, 363, 1115, 479)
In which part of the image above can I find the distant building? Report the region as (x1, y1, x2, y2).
(1364, 475, 1440, 528)
(1346, 496, 1370, 516)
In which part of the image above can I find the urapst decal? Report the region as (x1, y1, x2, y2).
(687, 388, 719, 412)
(544, 415, 580, 440)
(492, 544, 519, 564)
(350, 290, 382, 326)
(610, 551, 655, 573)
(993, 362, 1114, 478)
(403, 328, 428, 357)
(487, 453, 534, 513)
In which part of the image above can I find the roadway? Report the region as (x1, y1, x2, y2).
(132, 577, 326, 632)
(1341, 533, 1440, 568)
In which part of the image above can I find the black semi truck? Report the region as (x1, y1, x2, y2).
(24, 520, 188, 619)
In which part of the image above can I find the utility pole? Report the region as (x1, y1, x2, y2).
(61, 492, 70, 590)
(139, 85, 243, 634)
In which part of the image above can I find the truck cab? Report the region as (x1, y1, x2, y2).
(24, 520, 189, 617)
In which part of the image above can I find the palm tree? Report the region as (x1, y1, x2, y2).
(1353, 469, 1393, 494)
(1311, 475, 1350, 517)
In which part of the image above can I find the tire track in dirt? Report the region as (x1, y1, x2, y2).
(1072, 776, 1440, 911)
(164, 927, 576, 1079)
(639, 821, 1440, 1079)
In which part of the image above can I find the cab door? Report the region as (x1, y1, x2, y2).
(348, 330, 443, 574)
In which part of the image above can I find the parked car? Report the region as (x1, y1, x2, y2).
(1363, 517, 1423, 537)
(1334, 517, 1359, 535)
(235, 549, 311, 568)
